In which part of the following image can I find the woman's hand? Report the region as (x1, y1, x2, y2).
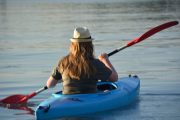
(98, 53, 110, 63)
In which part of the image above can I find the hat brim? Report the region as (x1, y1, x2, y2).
(70, 38, 94, 43)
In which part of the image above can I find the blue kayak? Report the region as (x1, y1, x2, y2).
(35, 75, 140, 120)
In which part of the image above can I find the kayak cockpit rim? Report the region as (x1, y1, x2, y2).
(97, 82, 118, 91)
(53, 82, 118, 95)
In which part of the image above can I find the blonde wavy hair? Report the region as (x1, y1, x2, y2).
(58, 42, 97, 80)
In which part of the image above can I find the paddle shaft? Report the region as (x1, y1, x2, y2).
(27, 86, 48, 99)
(108, 21, 178, 57)
(108, 46, 127, 56)
(36, 86, 48, 94)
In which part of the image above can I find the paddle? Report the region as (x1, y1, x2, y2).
(108, 21, 179, 56)
(0, 86, 48, 104)
(0, 21, 178, 104)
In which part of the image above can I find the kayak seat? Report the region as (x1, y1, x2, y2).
(97, 82, 117, 91)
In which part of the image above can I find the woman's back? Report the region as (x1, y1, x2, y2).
(46, 27, 118, 94)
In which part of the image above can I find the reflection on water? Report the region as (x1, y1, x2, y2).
(0, 0, 180, 120)
(0, 102, 35, 115)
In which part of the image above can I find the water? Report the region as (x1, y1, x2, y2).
(0, 0, 180, 119)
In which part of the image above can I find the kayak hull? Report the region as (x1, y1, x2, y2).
(35, 75, 140, 120)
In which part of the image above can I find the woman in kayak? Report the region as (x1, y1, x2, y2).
(46, 27, 118, 94)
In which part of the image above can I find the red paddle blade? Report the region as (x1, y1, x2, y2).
(127, 21, 179, 47)
(0, 94, 28, 104)
(0, 86, 47, 104)
(0, 93, 36, 104)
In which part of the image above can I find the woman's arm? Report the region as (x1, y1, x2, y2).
(98, 53, 118, 82)
(46, 76, 58, 88)
(47, 66, 62, 88)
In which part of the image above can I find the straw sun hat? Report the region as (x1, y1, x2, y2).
(70, 27, 94, 42)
